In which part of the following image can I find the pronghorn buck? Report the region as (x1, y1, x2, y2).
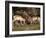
(26, 16, 40, 24)
(32, 17, 40, 24)
(13, 15, 25, 26)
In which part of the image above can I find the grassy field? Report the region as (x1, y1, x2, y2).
(12, 23, 40, 31)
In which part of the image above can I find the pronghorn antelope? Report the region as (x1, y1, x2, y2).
(26, 16, 40, 24)
(13, 15, 25, 26)
(32, 17, 40, 24)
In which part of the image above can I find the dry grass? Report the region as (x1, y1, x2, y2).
(12, 23, 40, 31)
